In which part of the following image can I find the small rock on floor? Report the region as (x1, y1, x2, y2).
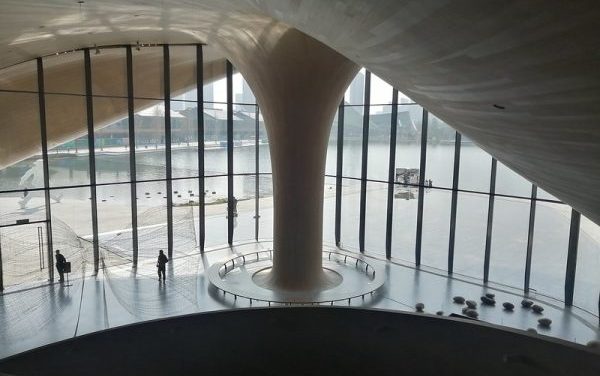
(521, 299, 534, 308)
(502, 302, 515, 311)
(538, 318, 552, 328)
(466, 300, 477, 309)
(453, 296, 465, 304)
(481, 296, 496, 306)
(531, 304, 544, 314)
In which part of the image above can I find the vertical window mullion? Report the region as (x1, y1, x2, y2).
(524, 184, 537, 292)
(565, 209, 581, 306)
(334, 101, 344, 246)
(84, 49, 100, 272)
(126, 46, 139, 265)
(385, 89, 399, 259)
(415, 109, 428, 266)
(358, 71, 371, 253)
(163, 45, 174, 258)
(255, 106, 260, 241)
(226, 61, 234, 245)
(0, 236, 3, 290)
(483, 158, 497, 283)
(37, 57, 54, 282)
(447, 132, 461, 273)
(197, 44, 205, 252)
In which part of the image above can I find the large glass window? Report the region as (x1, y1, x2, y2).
(2, 51, 595, 321)
(170, 97, 200, 179)
(46, 94, 90, 187)
(97, 183, 133, 261)
(364, 181, 388, 256)
(530, 201, 571, 299)
(394, 104, 422, 172)
(133, 47, 163, 99)
(91, 47, 127, 98)
(203, 80, 227, 177)
(232, 175, 256, 242)
(366, 105, 391, 181)
(0, 92, 43, 191)
(495, 161, 531, 198)
(258, 174, 273, 240)
(323, 176, 336, 245)
(204, 176, 228, 247)
(325, 112, 338, 176)
(488, 196, 530, 287)
(453, 192, 488, 279)
(0, 223, 50, 289)
(0, 59, 38, 92)
(50, 187, 94, 274)
(0, 191, 47, 226)
(420, 189, 452, 271)
(342, 106, 363, 178)
(171, 178, 199, 255)
(258, 112, 270, 174)
(391, 183, 419, 263)
(369, 74, 393, 106)
(344, 68, 365, 105)
(425, 115, 455, 188)
(232, 105, 257, 175)
(574, 216, 600, 316)
(93, 97, 131, 184)
(44, 51, 85, 95)
(340, 178, 361, 251)
(135, 181, 168, 258)
(134, 100, 166, 181)
(459, 136, 491, 193)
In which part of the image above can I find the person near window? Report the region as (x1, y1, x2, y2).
(55, 250, 67, 283)
(156, 250, 169, 282)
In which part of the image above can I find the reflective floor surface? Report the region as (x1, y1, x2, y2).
(1, 241, 599, 359)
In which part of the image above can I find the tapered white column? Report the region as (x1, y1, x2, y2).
(219, 25, 358, 289)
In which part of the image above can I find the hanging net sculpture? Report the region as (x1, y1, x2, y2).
(0, 217, 91, 289)
(99, 205, 202, 319)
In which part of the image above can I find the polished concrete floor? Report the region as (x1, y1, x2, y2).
(0, 241, 598, 359)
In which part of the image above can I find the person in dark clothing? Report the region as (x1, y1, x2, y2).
(156, 250, 169, 282)
(230, 196, 238, 217)
(55, 250, 67, 283)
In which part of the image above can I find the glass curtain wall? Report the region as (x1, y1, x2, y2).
(0, 49, 599, 323)
(0, 44, 268, 291)
(332, 70, 600, 318)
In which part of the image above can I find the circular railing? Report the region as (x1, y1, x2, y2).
(211, 250, 382, 305)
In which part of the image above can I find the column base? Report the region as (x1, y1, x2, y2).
(253, 267, 342, 292)
(207, 249, 385, 304)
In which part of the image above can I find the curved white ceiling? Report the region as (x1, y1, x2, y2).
(1, 0, 599, 225)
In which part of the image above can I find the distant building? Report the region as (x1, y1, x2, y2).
(348, 71, 365, 104)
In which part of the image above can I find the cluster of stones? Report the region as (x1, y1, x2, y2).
(521, 299, 552, 328)
(447, 294, 552, 329)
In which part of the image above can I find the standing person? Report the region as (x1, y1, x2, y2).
(231, 196, 238, 217)
(55, 250, 67, 283)
(156, 250, 169, 282)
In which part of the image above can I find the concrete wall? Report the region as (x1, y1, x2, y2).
(0, 307, 598, 375)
